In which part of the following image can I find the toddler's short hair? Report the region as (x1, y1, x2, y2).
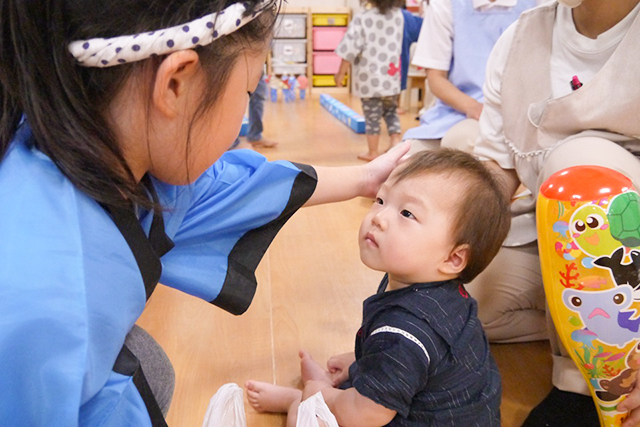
(393, 149, 511, 283)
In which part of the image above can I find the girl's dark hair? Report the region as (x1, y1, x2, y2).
(393, 149, 511, 283)
(0, 0, 278, 209)
(366, 0, 404, 14)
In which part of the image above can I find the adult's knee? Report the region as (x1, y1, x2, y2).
(538, 136, 640, 190)
(440, 118, 478, 153)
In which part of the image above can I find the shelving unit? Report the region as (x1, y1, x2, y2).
(309, 8, 350, 94)
(267, 7, 351, 96)
(269, 9, 309, 76)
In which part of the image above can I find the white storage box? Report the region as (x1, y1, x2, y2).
(274, 14, 307, 38)
(271, 63, 307, 76)
(271, 39, 307, 63)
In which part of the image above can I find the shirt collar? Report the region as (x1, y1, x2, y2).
(473, 0, 517, 10)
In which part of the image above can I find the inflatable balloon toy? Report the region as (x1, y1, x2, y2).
(538, 165, 640, 426)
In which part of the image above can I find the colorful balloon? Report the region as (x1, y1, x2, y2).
(538, 165, 640, 426)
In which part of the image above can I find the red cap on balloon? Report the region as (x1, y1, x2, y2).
(539, 166, 633, 202)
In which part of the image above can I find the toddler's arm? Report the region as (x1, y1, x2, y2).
(303, 380, 397, 427)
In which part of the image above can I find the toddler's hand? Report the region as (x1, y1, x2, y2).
(327, 352, 356, 387)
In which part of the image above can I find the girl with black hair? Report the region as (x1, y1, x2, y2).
(0, 0, 409, 424)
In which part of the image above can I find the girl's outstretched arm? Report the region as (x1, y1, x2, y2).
(304, 141, 410, 207)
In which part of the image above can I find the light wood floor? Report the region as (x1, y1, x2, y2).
(137, 92, 553, 427)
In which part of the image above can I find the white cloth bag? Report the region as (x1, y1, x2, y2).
(296, 391, 339, 427)
(202, 383, 246, 427)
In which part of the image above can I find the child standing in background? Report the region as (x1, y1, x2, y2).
(246, 149, 511, 426)
(229, 75, 279, 150)
(334, 0, 405, 161)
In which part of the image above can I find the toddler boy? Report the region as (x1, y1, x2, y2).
(246, 148, 510, 426)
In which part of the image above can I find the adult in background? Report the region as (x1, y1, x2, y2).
(403, 0, 537, 153)
(467, 0, 640, 425)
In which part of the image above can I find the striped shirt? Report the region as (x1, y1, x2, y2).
(346, 275, 501, 426)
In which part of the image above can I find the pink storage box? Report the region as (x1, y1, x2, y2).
(312, 27, 347, 51)
(313, 52, 342, 75)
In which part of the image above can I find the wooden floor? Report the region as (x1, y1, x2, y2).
(137, 92, 553, 427)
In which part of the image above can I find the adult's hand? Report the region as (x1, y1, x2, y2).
(619, 370, 640, 427)
(465, 100, 483, 121)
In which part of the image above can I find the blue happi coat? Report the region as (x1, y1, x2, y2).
(0, 123, 316, 426)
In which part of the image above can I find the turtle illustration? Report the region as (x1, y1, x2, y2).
(608, 191, 640, 248)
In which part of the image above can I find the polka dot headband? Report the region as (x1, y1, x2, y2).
(68, 0, 276, 68)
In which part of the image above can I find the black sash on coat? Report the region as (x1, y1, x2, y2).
(102, 175, 175, 427)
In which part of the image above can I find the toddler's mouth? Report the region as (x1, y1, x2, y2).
(365, 232, 378, 247)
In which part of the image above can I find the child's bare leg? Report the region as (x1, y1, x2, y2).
(299, 350, 332, 385)
(245, 380, 302, 414)
(286, 395, 302, 427)
(358, 134, 380, 161)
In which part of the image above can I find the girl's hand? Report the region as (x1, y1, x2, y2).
(304, 141, 410, 207)
(327, 352, 356, 387)
(360, 141, 411, 199)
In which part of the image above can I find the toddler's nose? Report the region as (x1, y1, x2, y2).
(372, 209, 388, 229)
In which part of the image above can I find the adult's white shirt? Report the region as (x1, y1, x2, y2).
(475, 2, 640, 169)
(411, 0, 547, 71)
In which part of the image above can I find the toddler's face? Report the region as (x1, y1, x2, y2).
(358, 172, 460, 287)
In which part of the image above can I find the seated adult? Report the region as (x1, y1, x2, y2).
(403, 0, 537, 153)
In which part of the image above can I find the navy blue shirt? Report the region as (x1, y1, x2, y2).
(346, 275, 501, 426)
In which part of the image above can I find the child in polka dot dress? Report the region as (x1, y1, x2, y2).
(334, 0, 404, 162)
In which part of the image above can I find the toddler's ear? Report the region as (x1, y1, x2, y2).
(440, 244, 469, 276)
(152, 50, 201, 118)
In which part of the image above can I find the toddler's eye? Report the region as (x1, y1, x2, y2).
(375, 197, 384, 205)
(400, 210, 414, 219)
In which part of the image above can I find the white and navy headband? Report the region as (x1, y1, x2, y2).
(69, 0, 276, 68)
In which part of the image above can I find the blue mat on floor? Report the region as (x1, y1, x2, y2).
(319, 94, 365, 134)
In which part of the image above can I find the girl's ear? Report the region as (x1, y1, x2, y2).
(152, 50, 201, 118)
(439, 244, 469, 276)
